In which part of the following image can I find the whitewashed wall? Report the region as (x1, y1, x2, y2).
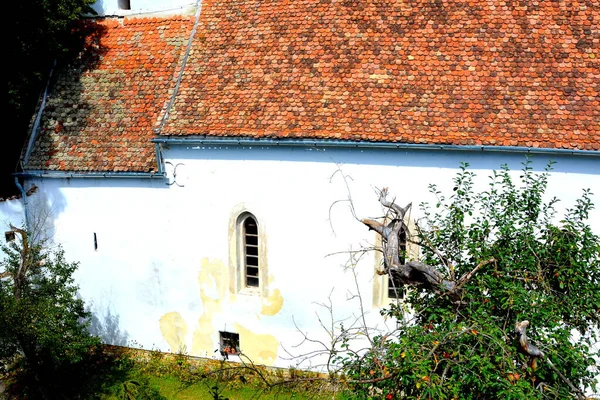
(25, 147, 600, 369)
(0, 198, 24, 228)
(0, 197, 25, 260)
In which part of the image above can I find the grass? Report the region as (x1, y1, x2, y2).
(2, 345, 349, 399)
(144, 375, 339, 399)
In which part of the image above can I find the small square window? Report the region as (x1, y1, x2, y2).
(219, 331, 239, 356)
(5, 231, 15, 242)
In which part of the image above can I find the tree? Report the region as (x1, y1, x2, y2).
(340, 162, 599, 399)
(3, 0, 96, 197)
(0, 225, 101, 399)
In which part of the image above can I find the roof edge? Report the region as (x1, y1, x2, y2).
(14, 171, 166, 179)
(152, 137, 600, 157)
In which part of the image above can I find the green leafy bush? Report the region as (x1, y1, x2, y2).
(343, 162, 599, 399)
(1, 227, 102, 398)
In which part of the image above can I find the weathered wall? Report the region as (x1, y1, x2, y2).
(25, 147, 600, 368)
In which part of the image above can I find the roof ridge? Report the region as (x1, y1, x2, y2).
(122, 15, 194, 24)
(86, 15, 193, 26)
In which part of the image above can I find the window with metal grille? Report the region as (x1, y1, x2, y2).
(219, 331, 239, 356)
(388, 229, 407, 299)
(242, 215, 259, 288)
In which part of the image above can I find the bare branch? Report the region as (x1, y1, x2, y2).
(376, 187, 411, 220)
(515, 320, 585, 399)
(8, 224, 30, 300)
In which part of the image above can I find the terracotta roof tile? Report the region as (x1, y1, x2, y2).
(161, 0, 599, 151)
(25, 16, 194, 172)
(25, 2, 599, 174)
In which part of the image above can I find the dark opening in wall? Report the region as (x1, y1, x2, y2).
(5, 231, 15, 242)
(93, 232, 98, 251)
(118, 0, 131, 10)
(219, 331, 239, 356)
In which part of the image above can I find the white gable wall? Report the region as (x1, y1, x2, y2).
(25, 147, 600, 368)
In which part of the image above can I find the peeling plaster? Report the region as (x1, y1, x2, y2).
(260, 288, 284, 316)
(191, 258, 228, 356)
(159, 311, 188, 353)
(234, 323, 279, 366)
(160, 257, 284, 362)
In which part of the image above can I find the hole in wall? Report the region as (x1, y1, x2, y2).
(5, 231, 15, 242)
(118, 0, 131, 10)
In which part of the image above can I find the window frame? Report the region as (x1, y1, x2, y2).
(372, 217, 418, 307)
(229, 206, 268, 296)
(387, 228, 406, 299)
(240, 214, 260, 289)
(219, 331, 240, 357)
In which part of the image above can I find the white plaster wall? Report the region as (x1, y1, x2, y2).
(0, 197, 25, 260)
(0, 198, 24, 229)
(26, 147, 600, 369)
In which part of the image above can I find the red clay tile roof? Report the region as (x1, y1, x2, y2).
(161, 0, 599, 150)
(24, 16, 194, 172)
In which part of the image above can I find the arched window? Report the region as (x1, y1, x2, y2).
(373, 219, 416, 307)
(387, 229, 406, 299)
(229, 207, 268, 295)
(240, 214, 259, 288)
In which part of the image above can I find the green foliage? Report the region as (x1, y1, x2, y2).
(208, 384, 230, 400)
(107, 376, 166, 400)
(342, 161, 600, 398)
(7, 0, 96, 114)
(97, 347, 341, 399)
(3, 0, 96, 197)
(0, 229, 102, 398)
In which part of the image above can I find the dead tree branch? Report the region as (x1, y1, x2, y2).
(3, 225, 31, 300)
(362, 189, 457, 292)
(362, 189, 496, 295)
(515, 321, 585, 399)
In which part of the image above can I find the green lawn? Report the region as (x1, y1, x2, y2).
(145, 375, 343, 399)
(2, 346, 349, 399)
(92, 347, 348, 400)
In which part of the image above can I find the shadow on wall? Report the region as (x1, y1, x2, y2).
(25, 188, 67, 244)
(1, 185, 67, 248)
(88, 306, 129, 346)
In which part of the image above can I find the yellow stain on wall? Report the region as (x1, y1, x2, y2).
(234, 323, 279, 366)
(192, 311, 216, 356)
(260, 288, 284, 316)
(159, 312, 188, 353)
(191, 258, 228, 356)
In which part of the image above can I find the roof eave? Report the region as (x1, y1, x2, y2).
(14, 170, 166, 179)
(152, 137, 600, 157)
